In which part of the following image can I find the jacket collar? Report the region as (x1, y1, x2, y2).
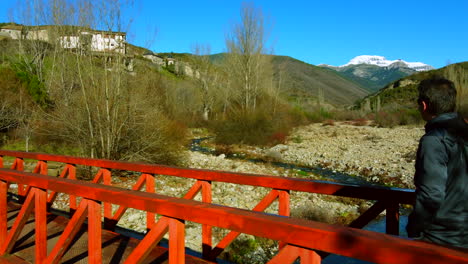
(425, 112, 468, 140)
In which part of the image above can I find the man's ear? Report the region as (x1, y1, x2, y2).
(421, 100, 428, 111)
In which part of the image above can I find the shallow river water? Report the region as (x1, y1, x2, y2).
(190, 138, 412, 263)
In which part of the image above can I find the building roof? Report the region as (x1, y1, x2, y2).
(0, 24, 126, 35)
(0, 24, 23, 30)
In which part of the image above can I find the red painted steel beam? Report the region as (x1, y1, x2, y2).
(0, 150, 415, 204)
(0, 169, 466, 264)
(385, 202, 400, 236)
(201, 180, 212, 260)
(0, 181, 7, 248)
(34, 188, 47, 264)
(169, 218, 185, 264)
(145, 174, 156, 230)
(87, 199, 102, 264)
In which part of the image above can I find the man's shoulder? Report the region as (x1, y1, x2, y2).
(421, 127, 447, 143)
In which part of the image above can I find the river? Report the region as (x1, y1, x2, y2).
(191, 137, 412, 263)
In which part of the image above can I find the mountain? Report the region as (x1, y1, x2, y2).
(340, 55, 434, 71)
(270, 55, 369, 105)
(321, 55, 434, 92)
(355, 61, 468, 111)
(209, 53, 369, 106)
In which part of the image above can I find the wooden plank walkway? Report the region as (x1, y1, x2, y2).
(2, 201, 213, 264)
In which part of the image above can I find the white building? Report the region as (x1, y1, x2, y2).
(60, 30, 126, 54)
(143, 52, 164, 66)
(0, 25, 22, 39)
(0, 24, 126, 54)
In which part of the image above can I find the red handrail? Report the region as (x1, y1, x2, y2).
(0, 168, 467, 264)
(0, 150, 415, 203)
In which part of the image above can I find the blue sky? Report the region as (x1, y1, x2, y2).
(1, 0, 467, 68)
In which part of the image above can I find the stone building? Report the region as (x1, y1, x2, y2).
(0, 24, 127, 55)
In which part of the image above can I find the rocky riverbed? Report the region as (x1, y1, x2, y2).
(190, 122, 424, 188)
(257, 122, 424, 188)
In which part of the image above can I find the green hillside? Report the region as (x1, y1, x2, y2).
(270, 56, 369, 105)
(356, 62, 468, 111)
(209, 53, 369, 106)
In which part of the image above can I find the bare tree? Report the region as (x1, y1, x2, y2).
(190, 43, 221, 121)
(444, 64, 468, 111)
(224, 2, 272, 113)
(6, 0, 185, 164)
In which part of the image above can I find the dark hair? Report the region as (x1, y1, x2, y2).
(418, 76, 457, 115)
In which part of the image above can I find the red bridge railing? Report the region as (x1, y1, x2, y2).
(0, 150, 467, 264)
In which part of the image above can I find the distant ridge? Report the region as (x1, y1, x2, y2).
(340, 55, 434, 72)
(209, 53, 369, 106)
(270, 55, 368, 105)
(355, 61, 468, 110)
(320, 55, 434, 92)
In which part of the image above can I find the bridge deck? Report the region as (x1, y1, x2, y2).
(2, 201, 212, 264)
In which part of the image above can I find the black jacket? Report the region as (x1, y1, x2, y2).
(407, 112, 468, 248)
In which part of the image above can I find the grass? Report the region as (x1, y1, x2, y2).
(1, 139, 81, 157)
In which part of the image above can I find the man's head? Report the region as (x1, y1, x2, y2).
(417, 77, 457, 121)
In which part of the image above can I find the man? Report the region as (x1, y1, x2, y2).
(406, 77, 468, 248)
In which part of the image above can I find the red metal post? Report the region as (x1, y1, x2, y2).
(12, 158, 25, 197)
(145, 174, 156, 229)
(34, 188, 48, 264)
(278, 190, 290, 216)
(278, 189, 290, 250)
(169, 218, 185, 264)
(0, 181, 7, 248)
(386, 201, 400, 235)
(201, 181, 212, 260)
(87, 199, 102, 264)
(68, 164, 77, 214)
(0, 155, 3, 168)
(298, 247, 321, 264)
(101, 169, 112, 221)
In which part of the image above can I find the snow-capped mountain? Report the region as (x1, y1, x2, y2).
(341, 55, 434, 72)
(319, 55, 436, 92)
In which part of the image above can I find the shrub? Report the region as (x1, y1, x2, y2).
(333, 109, 363, 121)
(268, 132, 287, 145)
(211, 110, 279, 145)
(13, 61, 51, 108)
(305, 107, 334, 123)
(374, 111, 401, 128)
(351, 118, 368, 126)
(322, 119, 335, 126)
(210, 105, 300, 146)
(373, 108, 423, 128)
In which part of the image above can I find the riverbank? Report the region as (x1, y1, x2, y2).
(190, 122, 424, 188)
